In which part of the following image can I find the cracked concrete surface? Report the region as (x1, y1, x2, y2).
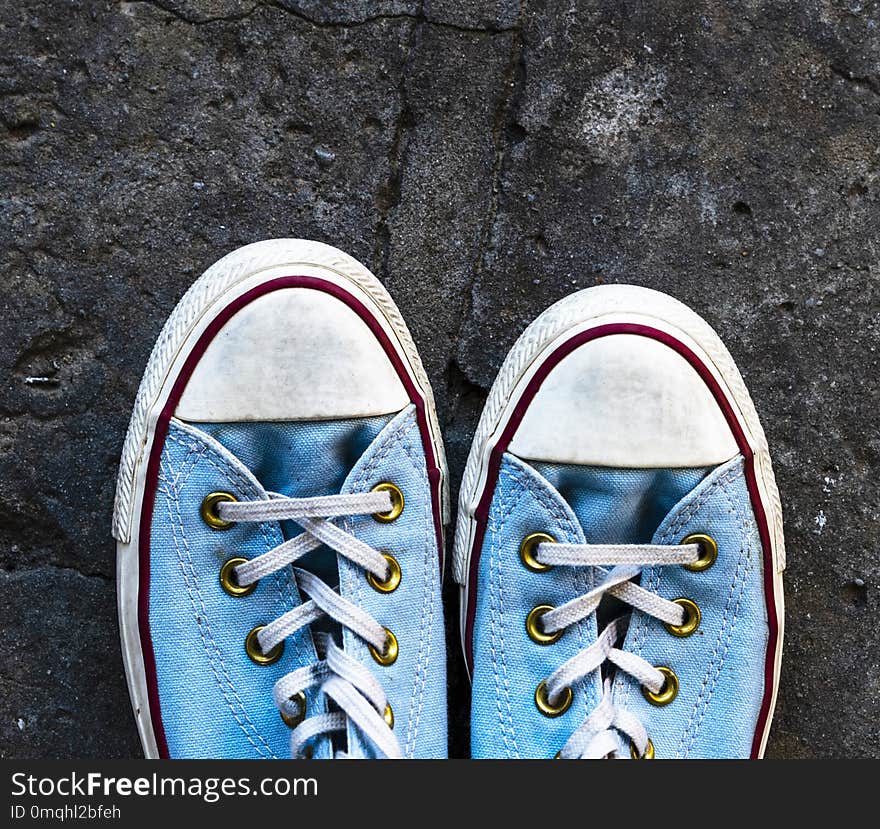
(1, 0, 878, 758)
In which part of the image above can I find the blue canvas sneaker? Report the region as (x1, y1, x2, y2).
(113, 239, 449, 759)
(455, 285, 785, 759)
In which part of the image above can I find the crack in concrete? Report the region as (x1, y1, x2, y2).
(272, 3, 520, 34)
(121, 0, 262, 24)
(452, 5, 527, 372)
(831, 63, 880, 96)
(371, 12, 423, 278)
(443, 355, 488, 430)
(121, 0, 519, 34)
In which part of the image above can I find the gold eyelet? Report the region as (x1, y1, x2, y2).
(682, 533, 718, 572)
(367, 553, 402, 594)
(219, 557, 256, 598)
(520, 532, 555, 572)
(245, 625, 284, 665)
(630, 738, 655, 759)
(201, 491, 238, 530)
(535, 680, 572, 717)
(371, 482, 404, 522)
(642, 666, 679, 706)
(664, 597, 701, 637)
(383, 704, 394, 729)
(280, 691, 307, 728)
(526, 605, 563, 645)
(369, 627, 399, 666)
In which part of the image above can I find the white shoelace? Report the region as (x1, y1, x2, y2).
(534, 539, 701, 759)
(217, 489, 403, 759)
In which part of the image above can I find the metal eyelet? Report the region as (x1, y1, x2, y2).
(219, 557, 256, 598)
(642, 666, 679, 707)
(245, 625, 284, 665)
(535, 680, 572, 717)
(664, 597, 701, 637)
(200, 491, 238, 530)
(280, 691, 307, 728)
(520, 532, 555, 572)
(367, 553, 402, 594)
(526, 605, 563, 645)
(383, 704, 394, 729)
(369, 627, 399, 666)
(630, 738, 655, 759)
(682, 533, 718, 572)
(371, 482, 404, 523)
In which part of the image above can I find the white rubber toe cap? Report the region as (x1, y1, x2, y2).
(176, 287, 409, 421)
(508, 333, 739, 467)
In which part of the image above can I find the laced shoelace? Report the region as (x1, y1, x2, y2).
(216, 488, 403, 759)
(532, 539, 703, 759)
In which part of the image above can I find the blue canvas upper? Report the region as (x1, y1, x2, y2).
(470, 452, 769, 759)
(531, 462, 711, 546)
(147, 404, 447, 758)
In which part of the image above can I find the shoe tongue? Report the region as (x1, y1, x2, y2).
(529, 462, 712, 544)
(195, 415, 393, 504)
(529, 461, 714, 669)
(191, 415, 394, 585)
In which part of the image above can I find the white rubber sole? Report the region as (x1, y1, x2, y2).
(453, 284, 785, 758)
(113, 239, 449, 758)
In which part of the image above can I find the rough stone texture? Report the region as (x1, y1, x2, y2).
(1, 1, 877, 759)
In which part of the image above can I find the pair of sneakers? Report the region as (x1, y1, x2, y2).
(113, 239, 785, 759)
